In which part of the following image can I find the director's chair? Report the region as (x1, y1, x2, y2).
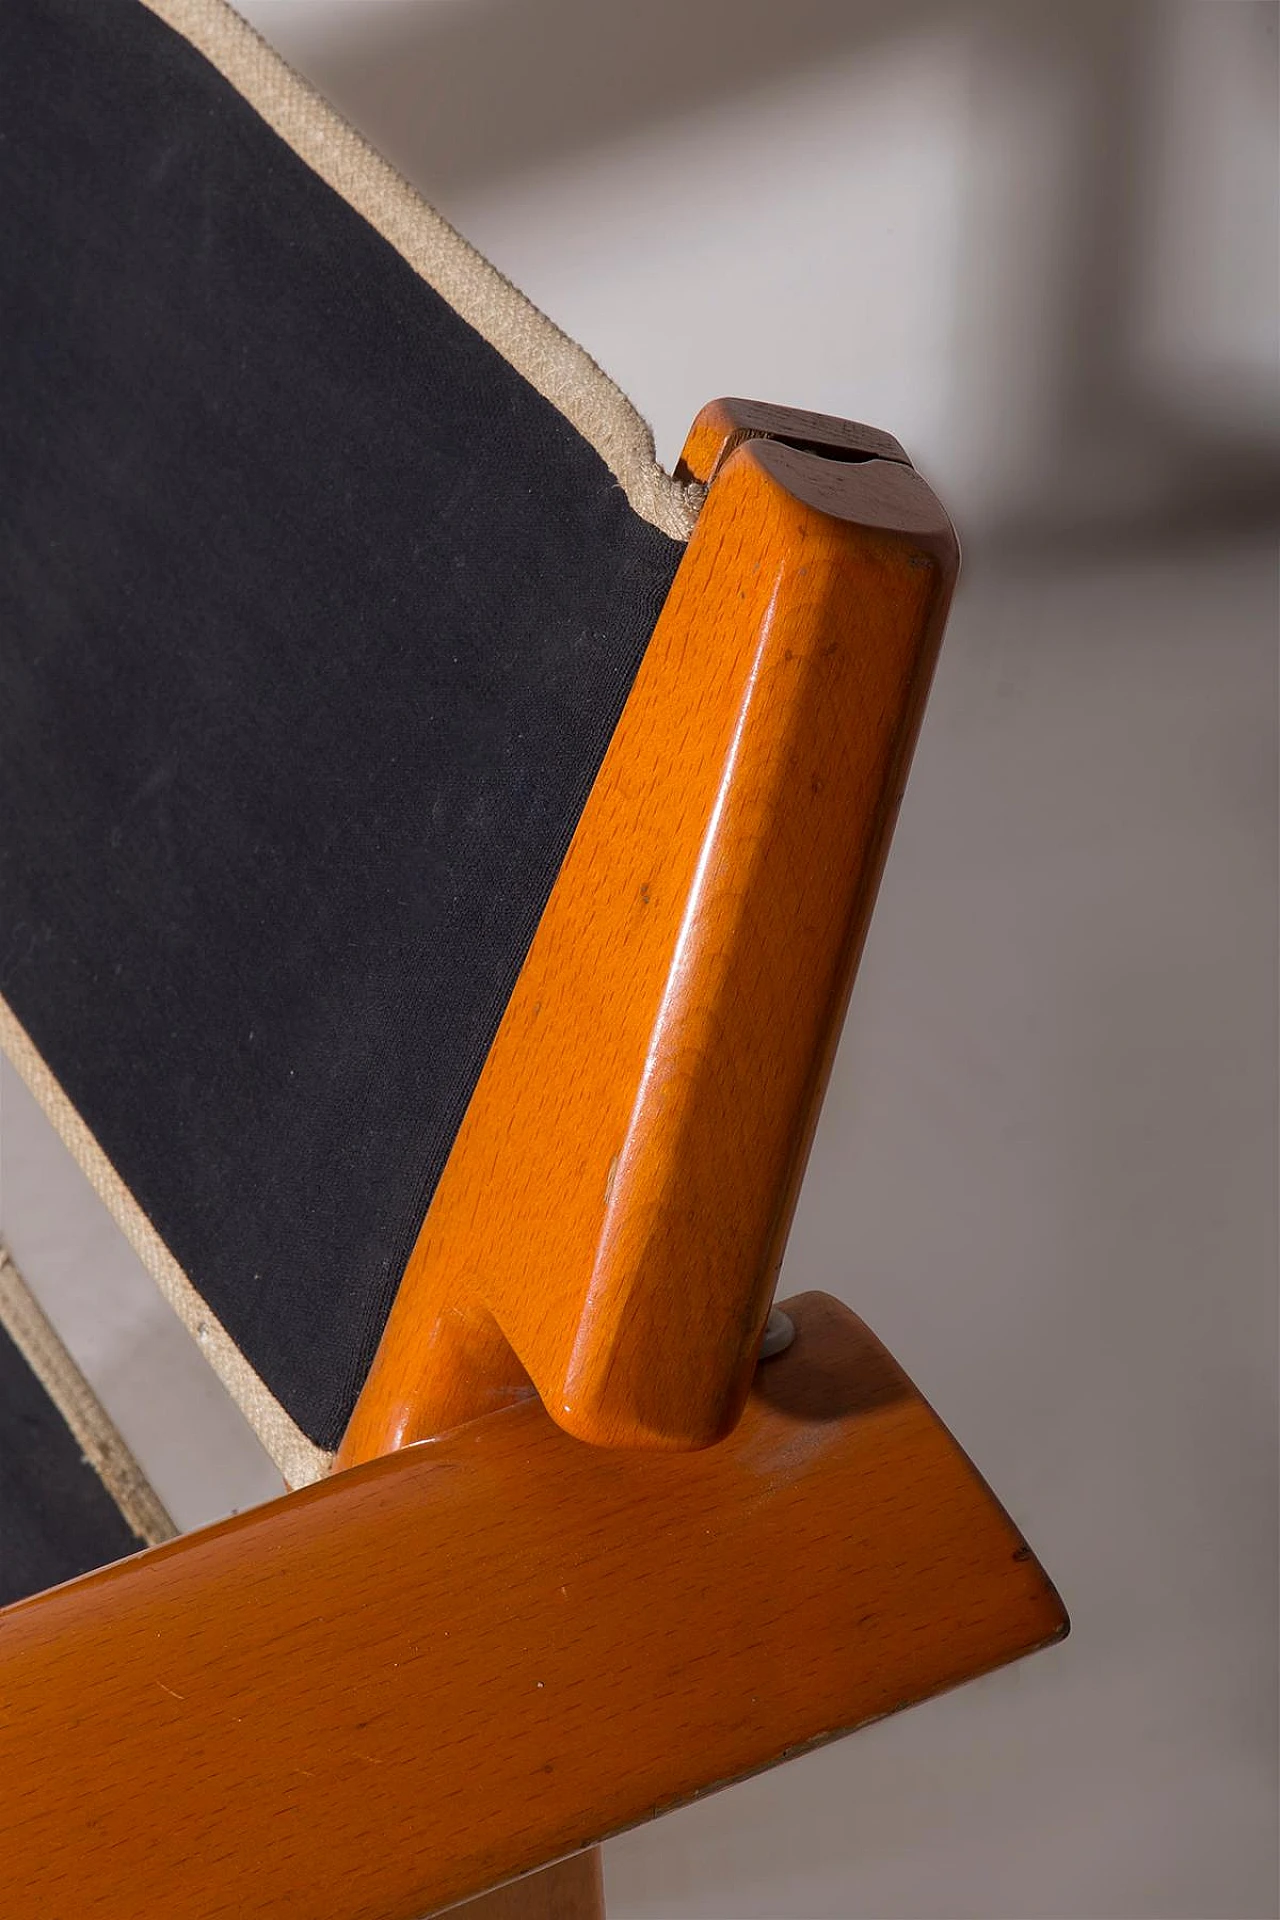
(0, 4, 1067, 1916)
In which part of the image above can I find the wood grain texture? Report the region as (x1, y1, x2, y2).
(339, 1298, 602, 1920)
(0, 1294, 1065, 1920)
(339, 416, 958, 1465)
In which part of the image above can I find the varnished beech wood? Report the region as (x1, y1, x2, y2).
(339, 413, 959, 1464)
(0, 1295, 1065, 1920)
(340, 1303, 603, 1920)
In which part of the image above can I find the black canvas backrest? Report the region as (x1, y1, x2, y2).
(0, 0, 692, 1476)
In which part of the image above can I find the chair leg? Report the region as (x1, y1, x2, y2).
(450, 1850, 604, 1919)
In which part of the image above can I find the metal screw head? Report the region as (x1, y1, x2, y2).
(758, 1307, 795, 1360)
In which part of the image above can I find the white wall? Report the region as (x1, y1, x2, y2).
(244, 0, 1278, 537)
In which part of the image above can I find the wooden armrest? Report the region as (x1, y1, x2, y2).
(0, 1295, 1064, 1920)
(340, 406, 959, 1462)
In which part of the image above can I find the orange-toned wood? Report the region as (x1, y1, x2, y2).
(339, 417, 958, 1465)
(338, 1303, 601, 1920)
(0, 1294, 1064, 1920)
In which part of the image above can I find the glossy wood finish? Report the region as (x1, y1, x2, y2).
(339, 412, 958, 1465)
(340, 1291, 602, 1920)
(340, 402, 957, 1919)
(0, 1294, 1065, 1920)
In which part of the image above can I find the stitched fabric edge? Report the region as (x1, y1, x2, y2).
(138, 0, 702, 540)
(0, 996, 332, 1489)
(0, 1242, 179, 1547)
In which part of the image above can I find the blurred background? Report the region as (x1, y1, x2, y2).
(1, 1, 1276, 1914)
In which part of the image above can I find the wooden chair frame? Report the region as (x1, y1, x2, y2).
(0, 401, 1066, 1920)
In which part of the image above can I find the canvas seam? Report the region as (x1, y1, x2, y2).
(0, 1241, 179, 1549)
(137, 0, 704, 541)
(0, 994, 331, 1490)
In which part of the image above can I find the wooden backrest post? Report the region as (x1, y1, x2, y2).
(339, 403, 959, 1465)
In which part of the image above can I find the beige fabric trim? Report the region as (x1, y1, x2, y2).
(138, 0, 703, 542)
(0, 995, 331, 1490)
(0, 1243, 178, 1548)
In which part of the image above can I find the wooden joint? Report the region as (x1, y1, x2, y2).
(0, 1295, 1065, 1920)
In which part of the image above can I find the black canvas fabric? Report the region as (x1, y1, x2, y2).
(0, 0, 684, 1449)
(0, 1324, 144, 1607)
